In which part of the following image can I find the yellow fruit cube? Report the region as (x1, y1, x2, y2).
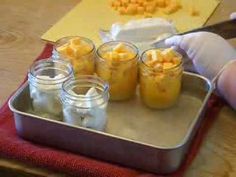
(163, 1, 181, 14)
(70, 37, 81, 46)
(149, 50, 157, 60)
(172, 57, 181, 65)
(118, 53, 129, 60)
(114, 1, 121, 7)
(161, 48, 176, 62)
(126, 4, 137, 15)
(74, 46, 85, 57)
(121, 0, 129, 6)
(137, 0, 144, 6)
(65, 46, 75, 58)
(137, 6, 145, 14)
(153, 63, 163, 71)
(57, 44, 69, 56)
(127, 53, 136, 60)
(144, 12, 153, 18)
(145, 5, 156, 13)
(130, 0, 137, 3)
(190, 6, 200, 16)
(146, 51, 153, 60)
(113, 43, 126, 53)
(163, 62, 174, 70)
(101, 42, 136, 62)
(146, 59, 158, 67)
(156, 50, 164, 62)
(111, 51, 120, 60)
(156, 0, 166, 7)
(118, 6, 127, 15)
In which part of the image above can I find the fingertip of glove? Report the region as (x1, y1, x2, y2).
(165, 35, 182, 47)
(230, 12, 236, 20)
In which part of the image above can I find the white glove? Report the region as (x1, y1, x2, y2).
(165, 32, 236, 79)
(230, 12, 236, 19)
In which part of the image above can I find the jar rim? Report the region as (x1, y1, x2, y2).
(54, 36, 95, 57)
(28, 58, 74, 85)
(96, 40, 139, 63)
(140, 48, 183, 72)
(61, 75, 109, 103)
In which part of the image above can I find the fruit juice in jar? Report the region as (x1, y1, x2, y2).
(96, 41, 139, 101)
(139, 48, 183, 109)
(54, 36, 95, 76)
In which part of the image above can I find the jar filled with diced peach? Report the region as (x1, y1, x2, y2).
(53, 36, 95, 76)
(96, 41, 139, 101)
(139, 48, 183, 109)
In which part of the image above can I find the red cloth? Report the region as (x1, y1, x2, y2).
(0, 44, 225, 177)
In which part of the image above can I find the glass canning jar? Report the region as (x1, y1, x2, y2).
(61, 75, 109, 131)
(28, 58, 73, 120)
(96, 41, 139, 101)
(53, 36, 96, 76)
(139, 48, 183, 109)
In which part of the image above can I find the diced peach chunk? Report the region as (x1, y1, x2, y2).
(113, 43, 126, 53)
(70, 37, 81, 46)
(103, 42, 135, 61)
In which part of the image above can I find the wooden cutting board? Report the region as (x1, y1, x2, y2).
(41, 0, 221, 45)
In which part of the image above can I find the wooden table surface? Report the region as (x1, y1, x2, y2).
(0, 0, 236, 176)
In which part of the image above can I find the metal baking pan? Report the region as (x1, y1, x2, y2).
(8, 72, 213, 174)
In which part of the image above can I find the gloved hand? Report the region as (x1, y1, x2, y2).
(165, 32, 236, 80)
(165, 11, 236, 80)
(230, 12, 236, 19)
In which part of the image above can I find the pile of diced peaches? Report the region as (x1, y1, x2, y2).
(54, 37, 183, 109)
(109, 0, 199, 17)
(110, 0, 182, 16)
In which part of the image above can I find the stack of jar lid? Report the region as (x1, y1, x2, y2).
(28, 36, 183, 131)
